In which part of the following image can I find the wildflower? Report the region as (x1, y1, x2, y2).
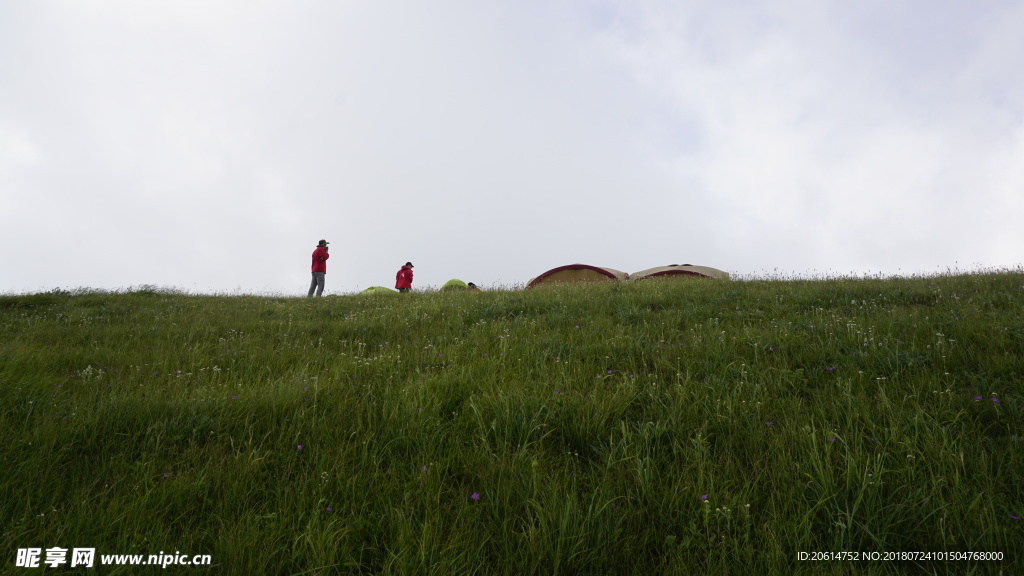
(828, 438, 836, 442)
(991, 397, 1001, 403)
(325, 507, 333, 511)
(554, 390, 560, 394)
(700, 494, 708, 501)
(607, 370, 613, 374)
(765, 421, 772, 426)
(827, 367, 835, 371)
(418, 408, 424, 412)
(421, 465, 428, 473)
(974, 396, 983, 400)
(1011, 515, 1020, 520)
(163, 473, 171, 478)
(470, 492, 480, 500)
(297, 445, 304, 450)
(231, 395, 237, 400)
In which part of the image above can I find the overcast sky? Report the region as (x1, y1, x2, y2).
(3, 0, 1022, 295)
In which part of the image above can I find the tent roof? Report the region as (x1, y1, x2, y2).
(526, 264, 628, 288)
(440, 279, 468, 291)
(630, 265, 730, 280)
(359, 286, 397, 294)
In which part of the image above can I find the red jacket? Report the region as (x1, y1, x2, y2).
(311, 246, 329, 273)
(395, 265, 413, 289)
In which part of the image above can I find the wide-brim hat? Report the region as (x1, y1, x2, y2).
(318, 239, 330, 246)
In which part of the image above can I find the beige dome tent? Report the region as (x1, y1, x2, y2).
(527, 264, 628, 289)
(630, 264, 730, 281)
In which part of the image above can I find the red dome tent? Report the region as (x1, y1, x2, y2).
(526, 264, 628, 289)
(630, 264, 730, 281)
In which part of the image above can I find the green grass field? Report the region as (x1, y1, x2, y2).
(2, 272, 1022, 575)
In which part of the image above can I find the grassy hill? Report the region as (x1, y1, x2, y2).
(1, 272, 1022, 575)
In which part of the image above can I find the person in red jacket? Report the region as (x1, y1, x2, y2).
(308, 239, 330, 297)
(395, 262, 414, 292)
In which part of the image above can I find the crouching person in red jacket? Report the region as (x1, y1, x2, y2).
(308, 240, 330, 297)
(395, 262, 414, 292)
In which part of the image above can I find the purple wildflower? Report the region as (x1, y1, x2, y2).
(421, 465, 428, 473)
(297, 445, 303, 450)
(1011, 515, 1020, 520)
(974, 396, 983, 400)
(470, 492, 480, 500)
(991, 397, 1001, 403)
(700, 494, 708, 501)
(828, 438, 836, 442)
(325, 507, 333, 511)
(765, 421, 772, 426)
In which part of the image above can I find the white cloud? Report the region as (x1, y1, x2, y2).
(1, 1, 1021, 293)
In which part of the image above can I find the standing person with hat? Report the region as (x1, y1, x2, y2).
(395, 262, 414, 293)
(308, 240, 330, 297)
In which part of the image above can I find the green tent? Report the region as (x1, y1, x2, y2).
(440, 279, 469, 292)
(360, 286, 396, 295)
